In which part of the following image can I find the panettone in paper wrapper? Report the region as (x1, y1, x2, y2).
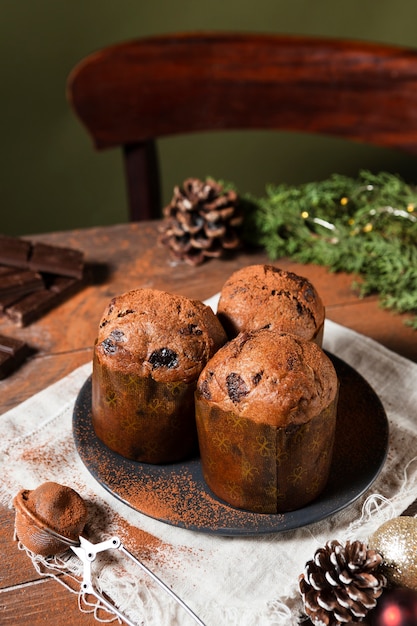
(92, 288, 227, 464)
(195, 329, 339, 513)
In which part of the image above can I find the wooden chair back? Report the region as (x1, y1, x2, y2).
(67, 33, 417, 221)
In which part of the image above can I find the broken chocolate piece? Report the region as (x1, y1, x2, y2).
(0, 334, 30, 380)
(6, 291, 55, 326)
(4, 276, 83, 326)
(0, 235, 31, 268)
(0, 235, 86, 326)
(29, 242, 84, 279)
(0, 270, 44, 298)
(0, 293, 23, 313)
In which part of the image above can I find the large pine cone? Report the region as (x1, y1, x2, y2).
(299, 540, 387, 626)
(159, 178, 243, 265)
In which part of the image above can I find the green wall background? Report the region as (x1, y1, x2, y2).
(2, 0, 417, 236)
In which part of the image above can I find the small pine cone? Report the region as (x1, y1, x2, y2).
(159, 177, 243, 265)
(299, 540, 387, 626)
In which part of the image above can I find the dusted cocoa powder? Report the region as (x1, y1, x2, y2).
(13, 481, 88, 556)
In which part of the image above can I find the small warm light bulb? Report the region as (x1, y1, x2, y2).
(301, 211, 309, 219)
(407, 203, 415, 213)
(340, 197, 349, 205)
(363, 223, 373, 233)
(382, 604, 402, 626)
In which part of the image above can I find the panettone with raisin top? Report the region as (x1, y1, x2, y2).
(92, 288, 227, 463)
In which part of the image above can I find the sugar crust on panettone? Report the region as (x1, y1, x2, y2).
(95, 288, 227, 383)
(217, 264, 325, 340)
(197, 329, 338, 427)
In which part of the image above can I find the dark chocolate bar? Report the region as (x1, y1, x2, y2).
(5, 291, 53, 326)
(0, 292, 25, 312)
(0, 267, 24, 310)
(0, 270, 44, 298)
(0, 333, 30, 379)
(0, 235, 31, 268)
(29, 242, 84, 279)
(4, 276, 83, 326)
(0, 235, 86, 326)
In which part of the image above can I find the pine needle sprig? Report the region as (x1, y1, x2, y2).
(239, 170, 417, 328)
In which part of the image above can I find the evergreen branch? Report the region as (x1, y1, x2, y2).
(239, 170, 417, 328)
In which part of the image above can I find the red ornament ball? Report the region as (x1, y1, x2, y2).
(371, 588, 417, 626)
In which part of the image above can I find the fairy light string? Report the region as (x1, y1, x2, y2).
(238, 170, 417, 328)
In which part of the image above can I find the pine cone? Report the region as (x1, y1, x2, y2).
(159, 177, 243, 265)
(299, 540, 387, 626)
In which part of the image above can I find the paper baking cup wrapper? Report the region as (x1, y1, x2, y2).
(313, 322, 324, 347)
(92, 358, 199, 463)
(195, 391, 338, 513)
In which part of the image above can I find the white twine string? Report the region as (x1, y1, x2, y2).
(395, 456, 417, 508)
(267, 597, 304, 625)
(16, 539, 122, 624)
(345, 455, 417, 543)
(78, 594, 122, 624)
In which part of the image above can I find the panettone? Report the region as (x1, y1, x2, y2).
(92, 288, 227, 463)
(195, 329, 339, 513)
(217, 264, 325, 345)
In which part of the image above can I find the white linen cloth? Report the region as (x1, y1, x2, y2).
(1, 294, 417, 626)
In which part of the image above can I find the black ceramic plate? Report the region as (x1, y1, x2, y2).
(73, 354, 388, 536)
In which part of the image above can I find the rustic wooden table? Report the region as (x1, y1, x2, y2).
(0, 221, 415, 625)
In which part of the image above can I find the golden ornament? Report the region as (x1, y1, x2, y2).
(369, 516, 417, 590)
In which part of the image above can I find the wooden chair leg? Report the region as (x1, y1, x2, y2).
(123, 141, 161, 221)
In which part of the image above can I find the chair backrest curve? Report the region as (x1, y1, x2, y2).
(67, 32, 417, 220)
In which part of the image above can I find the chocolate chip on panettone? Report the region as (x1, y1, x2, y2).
(159, 177, 243, 265)
(226, 372, 249, 403)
